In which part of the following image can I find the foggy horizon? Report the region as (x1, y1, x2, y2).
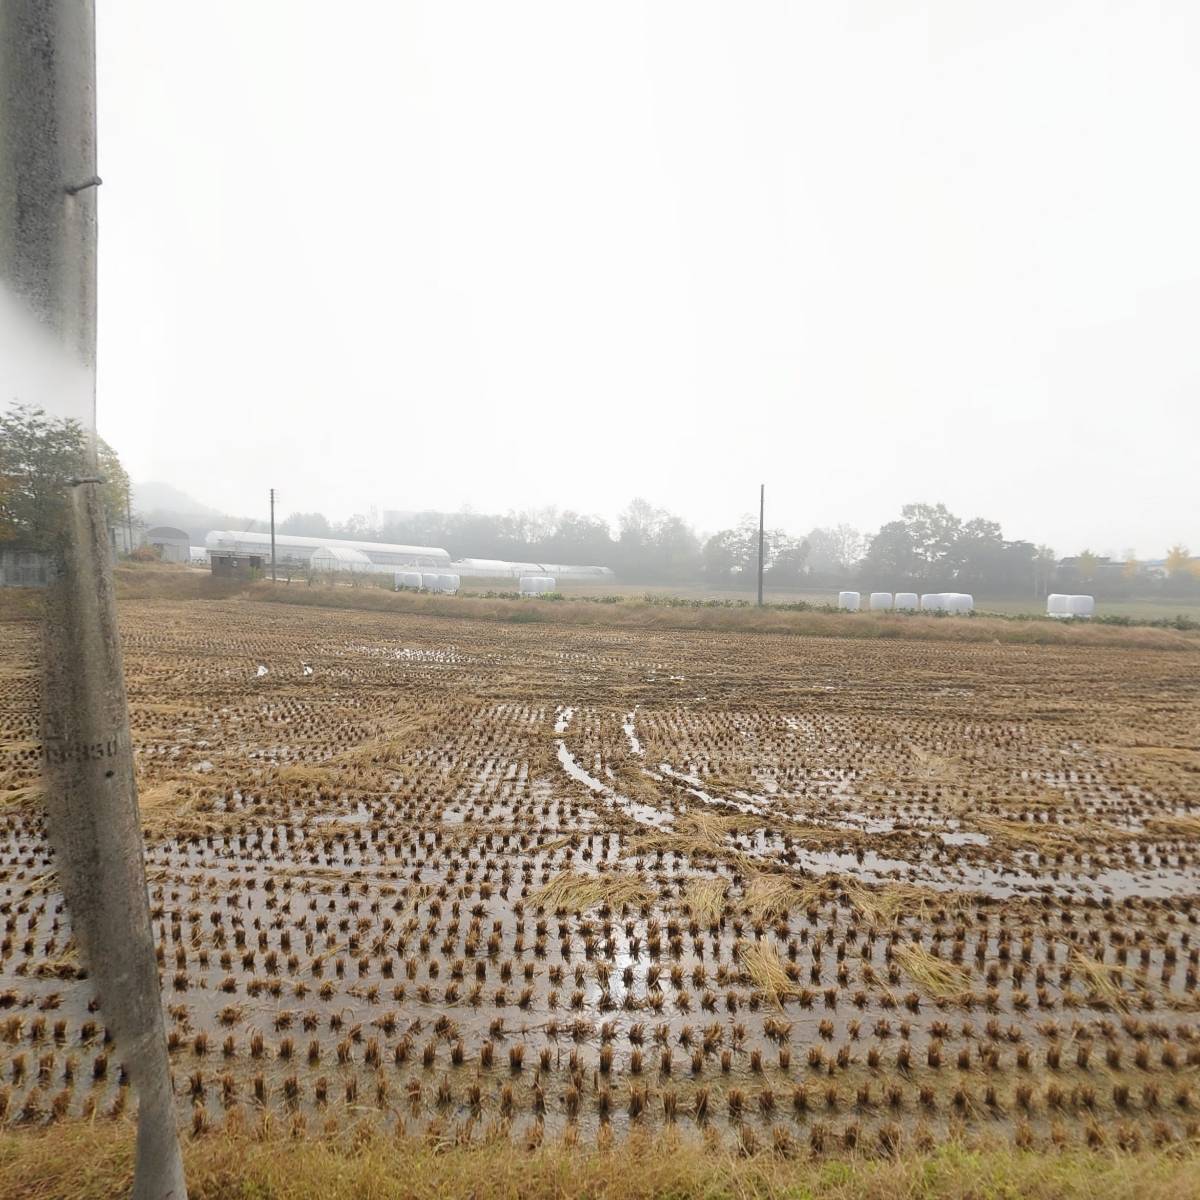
(81, 2, 1200, 559)
(129, 475, 1179, 565)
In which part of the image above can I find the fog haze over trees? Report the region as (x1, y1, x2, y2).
(6, 407, 1193, 600)
(228, 496, 1196, 600)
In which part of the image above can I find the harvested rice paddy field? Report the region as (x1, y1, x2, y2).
(1, 590, 1199, 1193)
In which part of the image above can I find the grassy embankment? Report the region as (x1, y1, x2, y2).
(114, 565, 1200, 650)
(7, 565, 1194, 650)
(558, 580, 1200, 623)
(2, 1124, 1199, 1200)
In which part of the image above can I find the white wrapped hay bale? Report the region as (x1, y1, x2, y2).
(420, 572, 442, 591)
(520, 575, 556, 596)
(869, 592, 893, 611)
(1046, 593, 1070, 618)
(1068, 594, 1094, 617)
(837, 591, 861, 611)
(947, 593, 974, 614)
(438, 573, 460, 595)
(920, 593, 947, 612)
(395, 571, 423, 590)
(894, 592, 918, 610)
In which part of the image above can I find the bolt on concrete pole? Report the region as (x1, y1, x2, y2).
(0, 3, 187, 1197)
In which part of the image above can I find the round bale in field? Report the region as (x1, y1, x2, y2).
(838, 591, 861, 611)
(869, 592, 893, 611)
(1046, 593, 1070, 618)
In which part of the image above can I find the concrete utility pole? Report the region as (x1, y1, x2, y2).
(0, 4, 187, 1197)
(269, 487, 277, 581)
(757, 483, 765, 607)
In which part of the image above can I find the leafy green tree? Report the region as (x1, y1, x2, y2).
(615, 498, 701, 582)
(900, 502, 962, 579)
(1076, 549, 1100, 583)
(1033, 544, 1057, 597)
(701, 526, 749, 582)
(763, 534, 810, 586)
(860, 519, 918, 582)
(0, 404, 129, 549)
(279, 511, 333, 538)
(804, 525, 864, 580)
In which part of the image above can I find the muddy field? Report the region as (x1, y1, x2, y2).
(1, 597, 1199, 1154)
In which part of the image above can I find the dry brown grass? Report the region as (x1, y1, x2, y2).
(1145, 813, 1200, 837)
(2, 1122, 1199, 1200)
(742, 873, 827, 920)
(682, 877, 727, 925)
(842, 881, 952, 928)
(530, 871, 653, 913)
(1071, 949, 1135, 1011)
(738, 937, 798, 1006)
(970, 815, 1072, 849)
(104, 564, 1200, 650)
(893, 943, 973, 1003)
(136, 779, 243, 838)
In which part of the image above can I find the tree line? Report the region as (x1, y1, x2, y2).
(0, 405, 130, 550)
(4, 405, 1196, 598)
(278, 498, 1197, 599)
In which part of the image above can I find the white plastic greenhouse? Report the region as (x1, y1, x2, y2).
(206, 530, 450, 570)
(310, 545, 372, 573)
(453, 558, 613, 580)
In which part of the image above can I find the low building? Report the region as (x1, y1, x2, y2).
(0, 545, 53, 588)
(210, 551, 264, 579)
(144, 526, 191, 564)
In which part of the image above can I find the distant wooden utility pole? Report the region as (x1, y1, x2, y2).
(757, 483, 765, 607)
(269, 487, 277, 581)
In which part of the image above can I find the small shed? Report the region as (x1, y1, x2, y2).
(210, 552, 263, 579)
(144, 526, 191, 564)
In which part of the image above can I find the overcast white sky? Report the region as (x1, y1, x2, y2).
(91, 1, 1198, 557)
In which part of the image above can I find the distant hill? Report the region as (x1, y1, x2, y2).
(133, 481, 222, 519)
(133, 482, 263, 544)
